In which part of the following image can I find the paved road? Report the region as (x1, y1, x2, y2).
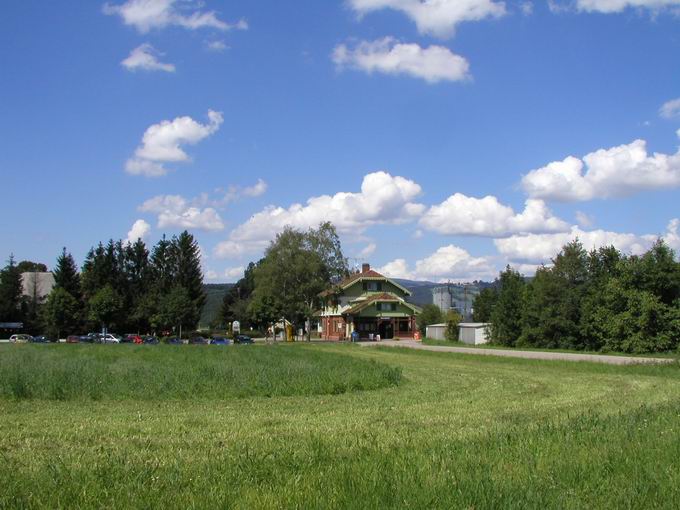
(360, 340, 676, 366)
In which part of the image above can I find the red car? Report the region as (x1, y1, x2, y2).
(66, 335, 80, 343)
(123, 334, 144, 344)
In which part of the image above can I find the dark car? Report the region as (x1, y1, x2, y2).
(165, 336, 182, 345)
(210, 336, 231, 345)
(189, 336, 208, 345)
(143, 336, 159, 345)
(66, 335, 81, 343)
(234, 335, 254, 344)
(30, 335, 51, 343)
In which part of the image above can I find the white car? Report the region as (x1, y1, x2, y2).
(9, 334, 33, 343)
(100, 334, 121, 344)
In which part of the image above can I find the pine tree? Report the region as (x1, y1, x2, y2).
(490, 266, 525, 346)
(171, 231, 205, 329)
(53, 247, 82, 302)
(0, 254, 24, 322)
(150, 235, 175, 295)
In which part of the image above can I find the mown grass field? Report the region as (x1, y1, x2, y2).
(1, 343, 680, 509)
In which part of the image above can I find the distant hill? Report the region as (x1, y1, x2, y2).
(200, 283, 233, 328)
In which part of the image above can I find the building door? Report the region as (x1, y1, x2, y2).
(379, 321, 394, 339)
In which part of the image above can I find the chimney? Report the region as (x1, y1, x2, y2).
(362, 263, 370, 273)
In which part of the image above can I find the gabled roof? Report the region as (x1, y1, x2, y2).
(343, 292, 420, 316)
(338, 269, 411, 296)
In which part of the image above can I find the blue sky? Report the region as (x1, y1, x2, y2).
(2, 0, 680, 282)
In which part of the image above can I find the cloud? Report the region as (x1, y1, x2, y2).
(575, 211, 594, 228)
(243, 179, 268, 197)
(521, 137, 680, 202)
(420, 195, 569, 237)
(125, 110, 223, 177)
(214, 171, 424, 258)
(359, 243, 377, 258)
(224, 266, 245, 280)
(520, 1, 534, 15)
(378, 245, 497, 282)
(103, 0, 247, 33)
(139, 195, 225, 231)
(210, 179, 268, 207)
(348, 0, 506, 39)
(121, 43, 175, 72)
(660, 97, 680, 119)
(206, 40, 228, 52)
(333, 38, 470, 83)
(665, 218, 680, 251)
(125, 219, 151, 244)
(575, 0, 680, 14)
(493, 226, 663, 264)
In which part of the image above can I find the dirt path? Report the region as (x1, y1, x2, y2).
(360, 340, 675, 365)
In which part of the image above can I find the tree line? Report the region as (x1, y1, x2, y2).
(473, 240, 680, 353)
(0, 231, 204, 339)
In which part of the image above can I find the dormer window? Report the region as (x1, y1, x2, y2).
(377, 302, 397, 312)
(363, 281, 382, 291)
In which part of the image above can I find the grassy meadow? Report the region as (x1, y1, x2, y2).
(1, 343, 680, 508)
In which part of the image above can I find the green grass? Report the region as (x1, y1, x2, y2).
(422, 337, 680, 358)
(0, 344, 401, 401)
(1, 344, 680, 508)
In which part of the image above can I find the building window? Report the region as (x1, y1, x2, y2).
(377, 302, 397, 312)
(363, 281, 382, 291)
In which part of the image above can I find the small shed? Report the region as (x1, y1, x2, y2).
(425, 323, 447, 340)
(458, 323, 490, 345)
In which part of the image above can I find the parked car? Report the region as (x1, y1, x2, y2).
(234, 335, 254, 344)
(189, 336, 208, 345)
(210, 336, 231, 345)
(30, 335, 51, 343)
(9, 334, 33, 343)
(143, 336, 159, 345)
(165, 336, 182, 345)
(66, 335, 81, 343)
(100, 334, 121, 344)
(122, 334, 143, 344)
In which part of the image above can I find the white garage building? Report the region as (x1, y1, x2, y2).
(458, 323, 491, 345)
(425, 323, 447, 340)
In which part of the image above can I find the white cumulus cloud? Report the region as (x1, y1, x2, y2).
(243, 179, 268, 197)
(660, 97, 680, 119)
(348, 0, 506, 38)
(359, 242, 377, 258)
(139, 195, 225, 231)
(121, 43, 175, 72)
(125, 219, 151, 244)
(333, 38, 470, 83)
(214, 171, 424, 258)
(378, 245, 497, 282)
(125, 110, 223, 177)
(575, 0, 680, 13)
(521, 137, 680, 202)
(103, 0, 247, 33)
(420, 195, 569, 237)
(493, 226, 668, 264)
(664, 218, 680, 252)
